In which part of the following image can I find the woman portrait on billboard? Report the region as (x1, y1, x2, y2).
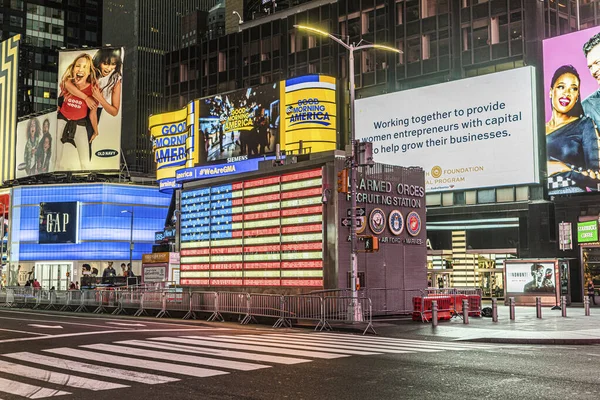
(23, 117, 41, 175)
(55, 53, 99, 171)
(62, 48, 122, 162)
(546, 65, 600, 194)
(91, 48, 122, 118)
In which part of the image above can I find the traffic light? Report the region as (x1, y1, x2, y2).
(337, 169, 348, 193)
(365, 236, 379, 252)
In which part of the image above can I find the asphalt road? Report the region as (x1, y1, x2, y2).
(0, 309, 598, 400)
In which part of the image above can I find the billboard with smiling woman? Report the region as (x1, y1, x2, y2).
(54, 47, 124, 173)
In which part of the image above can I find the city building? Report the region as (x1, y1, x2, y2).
(0, 0, 103, 116)
(162, 0, 599, 301)
(102, 0, 219, 176)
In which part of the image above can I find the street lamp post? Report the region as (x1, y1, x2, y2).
(0, 202, 5, 271)
(294, 25, 400, 322)
(121, 209, 134, 272)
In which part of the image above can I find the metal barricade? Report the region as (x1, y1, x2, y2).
(215, 292, 251, 324)
(113, 289, 142, 315)
(75, 290, 103, 313)
(319, 296, 375, 335)
(61, 290, 83, 312)
(34, 289, 54, 309)
(247, 294, 283, 325)
(134, 290, 165, 317)
(276, 295, 323, 329)
(9, 287, 37, 308)
(160, 289, 191, 318)
(5, 288, 14, 307)
(185, 291, 219, 321)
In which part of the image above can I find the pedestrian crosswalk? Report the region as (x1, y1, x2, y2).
(0, 332, 505, 398)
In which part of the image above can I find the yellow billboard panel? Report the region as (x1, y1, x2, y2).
(149, 100, 198, 183)
(280, 75, 337, 154)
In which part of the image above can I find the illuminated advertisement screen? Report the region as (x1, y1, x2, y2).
(505, 261, 556, 295)
(1, 35, 20, 185)
(198, 84, 280, 164)
(542, 26, 600, 195)
(149, 101, 198, 189)
(15, 111, 58, 178)
(55, 47, 124, 172)
(355, 67, 538, 192)
(179, 168, 324, 287)
(280, 75, 337, 155)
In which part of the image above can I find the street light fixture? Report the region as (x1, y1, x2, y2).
(294, 24, 401, 322)
(121, 209, 134, 273)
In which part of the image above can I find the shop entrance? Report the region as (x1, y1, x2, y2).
(477, 268, 504, 299)
(428, 270, 453, 289)
(35, 262, 73, 291)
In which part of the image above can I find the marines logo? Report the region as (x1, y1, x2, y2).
(388, 210, 404, 236)
(406, 211, 422, 236)
(369, 208, 386, 235)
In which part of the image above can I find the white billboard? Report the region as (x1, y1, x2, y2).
(355, 67, 539, 192)
(56, 47, 123, 172)
(505, 261, 555, 294)
(15, 112, 58, 178)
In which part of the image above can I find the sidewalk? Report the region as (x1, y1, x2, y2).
(372, 303, 600, 344)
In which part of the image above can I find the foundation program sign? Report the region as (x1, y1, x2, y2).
(355, 67, 539, 192)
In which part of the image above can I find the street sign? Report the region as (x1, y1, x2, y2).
(346, 207, 366, 217)
(341, 217, 363, 228)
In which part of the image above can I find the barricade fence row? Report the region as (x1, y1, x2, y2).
(0, 287, 383, 334)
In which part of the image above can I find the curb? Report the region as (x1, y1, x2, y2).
(464, 337, 600, 345)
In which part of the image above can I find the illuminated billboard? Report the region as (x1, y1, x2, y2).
(179, 168, 324, 287)
(0, 35, 20, 185)
(542, 26, 600, 195)
(355, 67, 539, 192)
(280, 75, 337, 154)
(153, 75, 337, 188)
(15, 112, 58, 178)
(197, 83, 280, 164)
(149, 100, 199, 192)
(505, 261, 556, 295)
(55, 47, 124, 172)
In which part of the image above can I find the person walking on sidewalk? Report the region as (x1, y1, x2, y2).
(587, 279, 596, 305)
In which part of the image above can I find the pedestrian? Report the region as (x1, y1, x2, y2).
(32, 279, 41, 289)
(587, 279, 596, 305)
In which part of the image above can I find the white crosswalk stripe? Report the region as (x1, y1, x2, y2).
(152, 336, 351, 359)
(218, 334, 441, 353)
(3, 351, 179, 385)
(281, 333, 497, 351)
(0, 376, 70, 399)
(43, 347, 229, 378)
(0, 332, 508, 398)
(80, 343, 269, 371)
(0, 361, 128, 391)
(115, 339, 312, 365)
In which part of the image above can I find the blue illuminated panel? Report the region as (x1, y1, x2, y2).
(11, 184, 171, 261)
